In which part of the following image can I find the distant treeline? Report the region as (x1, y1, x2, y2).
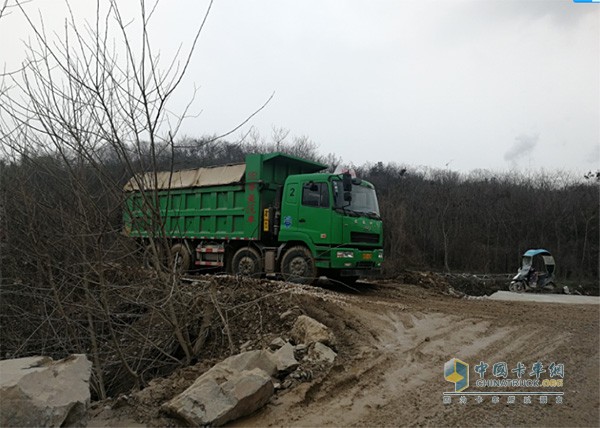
(1, 137, 598, 281)
(361, 163, 598, 279)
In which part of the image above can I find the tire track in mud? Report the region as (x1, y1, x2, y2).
(299, 312, 521, 427)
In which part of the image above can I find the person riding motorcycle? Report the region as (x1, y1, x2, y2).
(526, 267, 538, 286)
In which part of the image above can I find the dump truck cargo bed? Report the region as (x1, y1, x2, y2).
(123, 153, 326, 241)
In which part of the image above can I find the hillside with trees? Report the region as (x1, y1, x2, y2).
(2, 136, 598, 280)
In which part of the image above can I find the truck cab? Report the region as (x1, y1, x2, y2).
(277, 172, 383, 284)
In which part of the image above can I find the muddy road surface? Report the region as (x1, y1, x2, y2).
(89, 278, 599, 427)
(232, 280, 599, 427)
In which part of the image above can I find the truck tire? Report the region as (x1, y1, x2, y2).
(281, 246, 317, 284)
(231, 247, 263, 277)
(143, 243, 165, 270)
(169, 243, 191, 274)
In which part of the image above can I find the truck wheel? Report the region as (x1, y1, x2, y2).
(281, 246, 317, 284)
(143, 243, 165, 270)
(169, 243, 191, 274)
(231, 247, 263, 277)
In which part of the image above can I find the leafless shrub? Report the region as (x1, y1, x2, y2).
(0, 0, 219, 398)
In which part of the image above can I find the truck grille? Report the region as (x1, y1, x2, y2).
(350, 232, 379, 244)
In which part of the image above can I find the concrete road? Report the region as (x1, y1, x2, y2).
(488, 290, 599, 305)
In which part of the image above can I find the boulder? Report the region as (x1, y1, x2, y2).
(0, 354, 92, 427)
(164, 368, 273, 427)
(220, 369, 273, 422)
(207, 350, 277, 379)
(269, 343, 299, 374)
(308, 342, 337, 363)
(290, 315, 336, 347)
(163, 351, 278, 426)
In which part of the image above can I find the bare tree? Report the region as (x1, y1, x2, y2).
(0, 0, 219, 397)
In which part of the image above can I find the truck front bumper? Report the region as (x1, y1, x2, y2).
(328, 248, 383, 271)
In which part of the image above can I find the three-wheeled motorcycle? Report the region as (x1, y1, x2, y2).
(509, 249, 556, 293)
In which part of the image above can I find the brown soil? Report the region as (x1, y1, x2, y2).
(89, 277, 600, 427)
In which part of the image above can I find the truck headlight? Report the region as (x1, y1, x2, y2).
(336, 251, 354, 258)
(378, 252, 384, 259)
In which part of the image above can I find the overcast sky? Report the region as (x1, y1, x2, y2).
(1, 0, 598, 173)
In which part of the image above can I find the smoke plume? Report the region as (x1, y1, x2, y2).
(504, 133, 540, 168)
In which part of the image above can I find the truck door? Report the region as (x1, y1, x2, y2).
(297, 181, 332, 246)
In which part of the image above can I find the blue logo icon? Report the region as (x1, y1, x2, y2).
(283, 216, 293, 229)
(445, 358, 469, 392)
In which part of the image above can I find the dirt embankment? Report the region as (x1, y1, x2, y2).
(90, 278, 600, 427)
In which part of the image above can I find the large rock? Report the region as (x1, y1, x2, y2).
(269, 342, 299, 374)
(0, 354, 92, 427)
(206, 349, 277, 379)
(163, 351, 277, 426)
(290, 315, 336, 347)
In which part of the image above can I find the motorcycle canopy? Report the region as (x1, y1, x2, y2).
(522, 249, 555, 274)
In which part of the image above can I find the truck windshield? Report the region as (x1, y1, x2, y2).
(333, 181, 380, 218)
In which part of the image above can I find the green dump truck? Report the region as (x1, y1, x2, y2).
(123, 152, 383, 284)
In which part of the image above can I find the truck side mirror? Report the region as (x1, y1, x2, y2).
(342, 173, 352, 192)
(344, 191, 352, 202)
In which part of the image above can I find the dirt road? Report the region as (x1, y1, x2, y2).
(231, 280, 599, 427)
(89, 278, 599, 427)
